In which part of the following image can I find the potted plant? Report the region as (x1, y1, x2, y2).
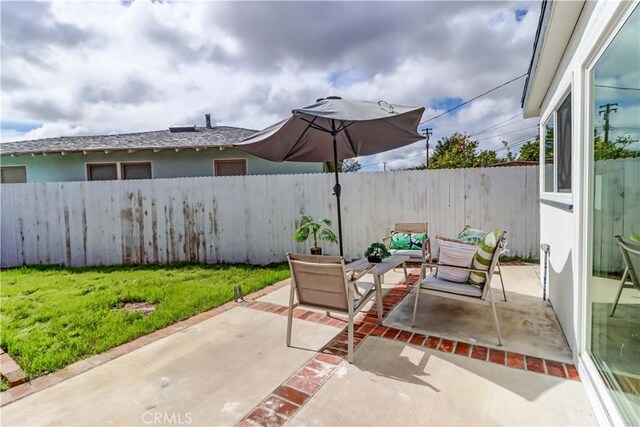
(293, 214, 338, 255)
(364, 242, 391, 263)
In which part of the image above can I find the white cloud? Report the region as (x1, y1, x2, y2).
(1, 1, 542, 169)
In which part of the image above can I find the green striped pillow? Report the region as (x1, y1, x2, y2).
(468, 229, 501, 287)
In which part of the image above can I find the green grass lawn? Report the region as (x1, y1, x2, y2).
(0, 263, 290, 379)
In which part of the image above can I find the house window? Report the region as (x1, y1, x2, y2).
(556, 95, 572, 192)
(541, 92, 572, 194)
(543, 116, 554, 192)
(87, 163, 118, 181)
(122, 162, 152, 180)
(0, 166, 27, 183)
(214, 159, 247, 176)
(87, 162, 152, 181)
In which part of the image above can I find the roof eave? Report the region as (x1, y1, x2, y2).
(0, 144, 238, 157)
(521, 0, 585, 118)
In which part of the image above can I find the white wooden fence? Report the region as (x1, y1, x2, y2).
(593, 157, 640, 274)
(0, 167, 540, 268)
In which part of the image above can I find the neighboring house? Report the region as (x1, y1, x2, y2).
(0, 115, 323, 183)
(522, 1, 639, 425)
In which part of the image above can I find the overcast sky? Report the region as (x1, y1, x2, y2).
(1, 0, 541, 170)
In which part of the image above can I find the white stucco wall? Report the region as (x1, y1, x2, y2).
(540, 205, 576, 351)
(532, 1, 638, 424)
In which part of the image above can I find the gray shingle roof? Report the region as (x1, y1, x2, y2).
(0, 126, 257, 156)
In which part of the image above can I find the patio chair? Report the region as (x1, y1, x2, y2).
(383, 222, 432, 263)
(609, 235, 640, 317)
(286, 253, 382, 363)
(411, 231, 507, 346)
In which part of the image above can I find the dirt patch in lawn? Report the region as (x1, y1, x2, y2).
(120, 301, 157, 316)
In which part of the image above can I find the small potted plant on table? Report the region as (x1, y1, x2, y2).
(365, 242, 391, 263)
(293, 214, 338, 255)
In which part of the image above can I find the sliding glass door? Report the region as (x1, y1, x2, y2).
(589, 5, 640, 425)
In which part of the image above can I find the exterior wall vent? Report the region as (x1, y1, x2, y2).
(169, 125, 196, 133)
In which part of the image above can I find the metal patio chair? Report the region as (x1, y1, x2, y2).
(411, 231, 507, 346)
(383, 222, 432, 263)
(286, 253, 382, 363)
(609, 235, 640, 317)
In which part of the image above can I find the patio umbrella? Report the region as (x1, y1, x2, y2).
(233, 96, 425, 256)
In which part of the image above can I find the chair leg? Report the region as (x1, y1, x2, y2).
(348, 303, 355, 363)
(403, 262, 409, 292)
(374, 274, 384, 324)
(497, 263, 507, 302)
(286, 283, 295, 347)
(488, 287, 503, 346)
(412, 266, 426, 327)
(412, 286, 421, 327)
(610, 268, 629, 317)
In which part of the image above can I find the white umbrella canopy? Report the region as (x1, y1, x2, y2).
(233, 96, 425, 256)
(234, 97, 425, 162)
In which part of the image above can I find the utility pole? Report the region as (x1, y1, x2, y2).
(383, 162, 387, 172)
(598, 103, 618, 144)
(422, 128, 433, 168)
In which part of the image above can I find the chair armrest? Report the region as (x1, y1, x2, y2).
(421, 236, 430, 253)
(347, 265, 376, 282)
(382, 236, 392, 247)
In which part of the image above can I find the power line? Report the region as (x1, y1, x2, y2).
(360, 150, 425, 169)
(361, 126, 539, 170)
(419, 73, 527, 125)
(595, 84, 640, 92)
(495, 134, 538, 152)
(475, 125, 538, 142)
(361, 134, 538, 170)
(469, 113, 523, 136)
(469, 114, 526, 137)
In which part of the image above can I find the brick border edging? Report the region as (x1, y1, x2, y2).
(244, 277, 582, 382)
(238, 353, 345, 426)
(238, 274, 580, 426)
(0, 277, 293, 407)
(0, 349, 26, 387)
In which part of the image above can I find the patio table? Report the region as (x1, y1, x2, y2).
(346, 255, 410, 324)
(347, 255, 410, 288)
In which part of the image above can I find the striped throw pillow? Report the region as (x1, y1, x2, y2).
(435, 237, 479, 283)
(469, 229, 501, 287)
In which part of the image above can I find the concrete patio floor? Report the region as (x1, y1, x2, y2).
(0, 266, 597, 426)
(0, 307, 340, 426)
(291, 337, 595, 426)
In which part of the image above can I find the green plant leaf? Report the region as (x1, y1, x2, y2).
(319, 229, 338, 244)
(293, 226, 310, 243)
(364, 242, 391, 258)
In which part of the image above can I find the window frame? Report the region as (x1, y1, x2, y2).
(0, 165, 28, 184)
(120, 161, 153, 180)
(578, 4, 640, 427)
(540, 88, 573, 200)
(213, 158, 248, 177)
(85, 161, 153, 181)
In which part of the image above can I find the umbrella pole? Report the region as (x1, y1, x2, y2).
(331, 121, 344, 257)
